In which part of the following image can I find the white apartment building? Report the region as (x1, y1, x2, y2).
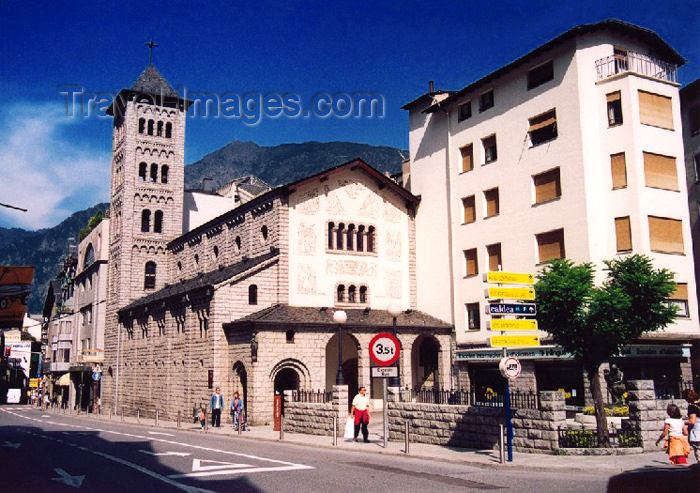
(405, 20, 699, 405)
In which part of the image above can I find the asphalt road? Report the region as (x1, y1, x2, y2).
(0, 406, 609, 492)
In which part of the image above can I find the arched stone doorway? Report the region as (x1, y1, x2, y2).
(325, 332, 359, 403)
(412, 335, 440, 390)
(231, 361, 248, 417)
(274, 367, 299, 416)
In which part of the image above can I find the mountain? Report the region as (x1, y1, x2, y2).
(1, 141, 406, 314)
(0, 204, 109, 315)
(184, 141, 405, 190)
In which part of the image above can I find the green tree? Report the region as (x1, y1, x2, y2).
(78, 210, 104, 241)
(535, 255, 676, 446)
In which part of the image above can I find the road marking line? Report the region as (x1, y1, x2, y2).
(168, 465, 314, 479)
(192, 458, 250, 471)
(52, 468, 85, 489)
(139, 450, 191, 457)
(148, 431, 174, 436)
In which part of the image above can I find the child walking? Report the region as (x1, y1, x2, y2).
(199, 405, 206, 429)
(655, 403, 690, 464)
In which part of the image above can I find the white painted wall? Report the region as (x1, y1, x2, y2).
(183, 191, 237, 232)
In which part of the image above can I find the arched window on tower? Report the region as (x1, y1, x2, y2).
(337, 284, 346, 303)
(138, 118, 145, 134)
(138, 162, 147, 181)
(144, 262, 156, 290)
(147, 120, 154, 135)
(141, 210, 151, 232)
(346, 224, 355, 251)
(161, 165, 169, 184)
(336, 223, 345, 250)
(157, 121, 163, 137)
(154, 210, 163, 233)
(150, 163, 158, 183)
(165, 122, 172, 138)
(367, 226, 376, 253)
(348, 285, 357, 303)
(359, 286, 368, 304)
(357, 225, 365, 252)
(248, 285, 258, 305)
(328, 222, 335, 249)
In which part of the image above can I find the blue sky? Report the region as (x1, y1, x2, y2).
(0, 0, 698, 229)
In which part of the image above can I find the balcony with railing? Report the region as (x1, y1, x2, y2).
(77, 349, 104, 364)
(595, 51, 677, 83)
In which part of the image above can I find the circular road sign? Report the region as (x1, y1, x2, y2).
(369, 333, 400, 366)
(499, 356, 521, 379)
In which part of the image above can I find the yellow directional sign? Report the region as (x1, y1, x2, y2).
(489, 319, 538, 331)
(485, 287, 535, 300)
(490, 335, 541, 347)
(29, 378, 39, 388)
(485, 271, 535, 285)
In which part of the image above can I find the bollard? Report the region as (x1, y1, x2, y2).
(205, 409, 208, 431)
(121, 407, 124, 422)
(499, 424, 505, 465)
(137, 409, 140, 423)
(404, 419, 410, 454)
(177, 410, 181, 428)
(279, 415, 284, 440)
(332, 416, 337, 446)
(155, 409, 159, 426)
(238, 418, 242, 436)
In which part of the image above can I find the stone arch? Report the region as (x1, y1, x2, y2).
(231, 361, 248, 417)
(269, 358, 311, 390)
(325, 331, 360, 400)
(411, 334, 442, 390)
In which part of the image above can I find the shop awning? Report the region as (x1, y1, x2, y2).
(55, 373, 71, 386)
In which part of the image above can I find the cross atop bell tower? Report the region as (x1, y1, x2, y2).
(145, 39, 158, 66)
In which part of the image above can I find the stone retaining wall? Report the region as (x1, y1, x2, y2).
(283, 385, 348, 436)
(387, 390, 566, 452)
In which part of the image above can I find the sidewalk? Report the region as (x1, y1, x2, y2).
(35, 406, 690, 475)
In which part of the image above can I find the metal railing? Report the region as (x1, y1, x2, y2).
(595, 52, 677, 83)
(290, 389, 333, 404)
(557, 427, 641, 448)
(399, 387, 539, 410)
(654, 379, 699, 400)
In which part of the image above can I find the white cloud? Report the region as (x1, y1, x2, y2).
(0, 102, 110, 230)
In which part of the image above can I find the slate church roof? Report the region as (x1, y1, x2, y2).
(130, 64, 178, 98)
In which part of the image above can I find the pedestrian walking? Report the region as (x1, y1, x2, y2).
(199, 405, 206, 429)
(350, 386, 371, 443)
(231, 391, 244, 430)
(682, 388, 700, 462)
(655, 403, 690, 464)
(209, 387, 224, 427)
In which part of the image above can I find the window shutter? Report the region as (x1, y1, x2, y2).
(485, 188, 499, 217)
(461, 144, 473, 173)
(611, 153, 627, 189)
(537, 229, 565, 262)
(606, 92, 621, 103)
(534, 168, 561, 203)
(648, 216, 684, 253)
(639, 91, 674, 130)
(464, 249, 478, 276)
(528, 111, 557, 132)
(614, 216, 632, 252)
(644, 152, 678, 191)
(487, 244, 501, 271)
(671, 283, 688, 300)
(463, 196, 475, 223)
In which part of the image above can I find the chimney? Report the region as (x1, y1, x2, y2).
(202, 178, 213, 192)
(429, 80, 434, 95)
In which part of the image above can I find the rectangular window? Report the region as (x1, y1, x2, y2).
(527, 60, 554, 90)
(643, 152, 678, 191)
(479, 90, 494, 112)
(458, 101, 472, 122)
(638, 90, 674, 130)
(462, 195, 476, 224)
(537, 228, 565, 263)
(529, 109, 557, 146)
(668, 283, 689, 317)
(460, 144, 474, 173)
(648, 216, 684, 254)
(533, 168, 561, 204)
(482, 135, 497, 164)
(484, 188, 500, 217)
(607, 91, 623, 126)
(464, 248, 478, 277)
(487, 243, 502, 272)
(615, 216, 632, 252)
(611, 153, 627, 189)
(466, 303, 481, 330)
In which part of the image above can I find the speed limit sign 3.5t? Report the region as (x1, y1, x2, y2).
(369, 333, 400, 366)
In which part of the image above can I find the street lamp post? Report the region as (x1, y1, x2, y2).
(333, 310, 347, 385)
(387, 303, 402, 388)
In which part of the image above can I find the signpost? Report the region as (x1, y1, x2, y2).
(488, 319, 538, 331)
(369, 333, 400, 449)
(484, 271, 538, 463)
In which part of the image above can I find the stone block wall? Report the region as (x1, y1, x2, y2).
(283, 385, 348, 436)
(387, 389, 566, 452)
(626, 379, 686, 451)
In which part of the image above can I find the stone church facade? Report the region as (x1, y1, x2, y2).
(101, 65, 452, 425)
